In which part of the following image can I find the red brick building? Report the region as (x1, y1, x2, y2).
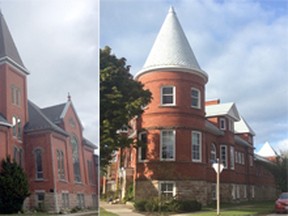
(102, 7, 276, 205)
(0, 12, 97, 212)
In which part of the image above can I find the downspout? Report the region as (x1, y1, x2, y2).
(50, 133, 59, 213)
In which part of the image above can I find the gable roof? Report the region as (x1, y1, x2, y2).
(42, 101, 83, 129)
(0, 12, 28, 74)
(257, 141, 277, 157)
(24, 101, 68, 136)
(41, 103, 66, 124)
(135, 7, 208, 82)
(205, 102, 241, 121)
(234, 116, 256, 136)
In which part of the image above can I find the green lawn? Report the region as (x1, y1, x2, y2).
(100, 207, 119, 216)
(190, 200, 275, 216)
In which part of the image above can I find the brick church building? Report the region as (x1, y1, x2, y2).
(0, 12, 97, 212)
(102, 7, 276, 205)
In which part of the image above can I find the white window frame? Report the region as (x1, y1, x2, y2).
(35, 190, 45, 209)
(161, 86, 175, 106)
(228, 119, 234, 132)
(138, 131, 148, 162)
(191, 88, 201, 109)
(219, 118, 226, 130)
(192, 131, 202, 162)
(160, 130, 175, 161)
(159, 181, 176, 199)
(220, 145, 227, 168)
(242, 153, 245, 165)
(230, 146, 235, 170)
(249, 155, 254, 167)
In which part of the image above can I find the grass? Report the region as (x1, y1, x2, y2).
(190, 200, 275, 216)
(100, 207, 119, 216)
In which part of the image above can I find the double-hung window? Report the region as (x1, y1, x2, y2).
(219, 118, 226, 130)
(230, 146, 235, 170)
(210, 143, 217, 162)
(160, 130, 175, 161)
(192, 131, 202, 162)
(191, 88, 200, 108)
(138, 132, 147, 161)
(161, 86, 175, 106)
(220, 145, 227, 168)
(159, 181, 175, 200)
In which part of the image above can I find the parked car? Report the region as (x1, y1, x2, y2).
(275, 192, 288, 213)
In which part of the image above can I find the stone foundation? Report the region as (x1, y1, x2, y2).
(136, 179, 277, 205)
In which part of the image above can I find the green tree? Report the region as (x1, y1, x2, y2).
(260, 153, 288, 192)
(0, 156, 30, 213)
(100, 46, 152, 171)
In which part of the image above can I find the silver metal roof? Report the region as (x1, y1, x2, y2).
(135, 7, 208, 82)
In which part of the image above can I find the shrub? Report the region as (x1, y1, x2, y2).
(0, 156, 30, 214)
(134, 198, 202, 213)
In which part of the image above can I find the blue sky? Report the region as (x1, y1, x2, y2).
(100, 0, 288, 153)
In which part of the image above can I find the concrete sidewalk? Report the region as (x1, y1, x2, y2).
(100, 201, 145, 216)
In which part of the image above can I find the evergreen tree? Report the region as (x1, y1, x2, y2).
(0, 156, 30, 214)
(100, 46, 152, 171)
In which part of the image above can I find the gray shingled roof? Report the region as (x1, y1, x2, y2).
(135, 7, 208, 82)
(41, 103, 66, 124)
(83, 138, 97, 149)
(0, 113, 11, 127)
(24, 101, 68, 136)
(0, 12, 28, 74)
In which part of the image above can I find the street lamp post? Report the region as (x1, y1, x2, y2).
(212, 158, 224, 216)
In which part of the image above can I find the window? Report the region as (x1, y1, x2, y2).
(92, 194, 97, 208)
(235, 151, 238, 163)
(251, 185, 255, 199)
(210, 143, 217, 162)
(242, 153, 245, 165)
(62, 193, 69, 208)
(211, 184, 216, 200)
(87, 160, 94, 184)
(230, 146, 235, 170)
(243, 185, 247, 199)
(160, 130, 175, 161)
(35, 191, 45, 210)
(77, 194, 85, 209)
(13, 147, 23, 167)
(57, 150, 65, 180)
(219, 118, 226, 130)
(238, 152, 241, 164)
(35, 149, 43, 179)
(161, 86, 175, 105)
(12, 116, 17, 136)
(71, 136, 81, 182)
(191, 88, 200, 108)
(159, 182, 175, 200)
(236, 185, 240, 199)
(231, 184, 236, 200)
(228, 119, 234, 132)
(11, 86, 21, 106)
(192, 131, 201, 162)
(138, 132, 147, 161)
(220, 145, 227, 168)
(249, 155, 254, 167)
(12, 116, 22, 139)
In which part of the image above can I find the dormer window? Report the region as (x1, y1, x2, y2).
(219, 118, 226, 130)
(191, 88, 200, 109)
(161, 86, 175, 106)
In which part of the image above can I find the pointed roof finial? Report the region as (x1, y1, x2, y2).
(67, 92, 71, 101)
(169, 6, 175, 14)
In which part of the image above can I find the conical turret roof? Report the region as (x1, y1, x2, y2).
(135, 7, 207, 82)
(0, 12, 28, 74)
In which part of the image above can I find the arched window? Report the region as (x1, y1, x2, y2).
(35, 149, 43, 179)
(71, 136, 81, 182)
(211, 143, 217, 162)
(57, 150, 65, 180)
